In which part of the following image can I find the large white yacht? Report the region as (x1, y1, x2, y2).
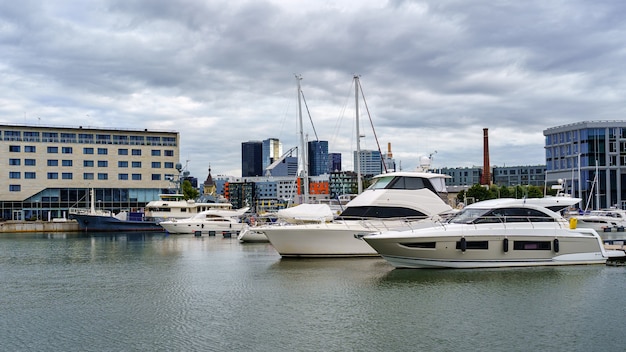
(254, 171, 454, 257)
(363, 197, 625, 269)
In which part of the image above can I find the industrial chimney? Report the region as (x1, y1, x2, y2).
(481, 128, 491, 185)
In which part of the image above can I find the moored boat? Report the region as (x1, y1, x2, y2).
(158, 207, 250, 235)
(363, 197, 625, 269)
(255, 170, 454, 257)
(69, 190, 163, 232)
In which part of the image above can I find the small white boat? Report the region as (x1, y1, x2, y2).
(363, 197, 625, 269)
(573, 208, 626, 233)
(159, 207, 250, 235)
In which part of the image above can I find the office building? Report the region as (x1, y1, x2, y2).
(328, 153, 342, 173)
(241, 141, 263, 177)
(544, 120, 626, 209)
(308, 140, 329, 176)
(262, 138, 282, 170)
(354, 149, 382, 176)
(1, 123, 179, 220)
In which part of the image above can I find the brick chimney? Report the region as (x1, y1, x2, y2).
(481, 128, 491, 185)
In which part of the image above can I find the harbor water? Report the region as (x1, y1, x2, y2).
(1, 232, 625, 352)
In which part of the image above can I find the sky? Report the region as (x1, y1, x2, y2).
(2, 0, 626, 180)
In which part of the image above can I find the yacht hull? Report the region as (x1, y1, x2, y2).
(259, 219, 438, 257)
(71, 214, 164, 232)
(364, 229, 608, 269)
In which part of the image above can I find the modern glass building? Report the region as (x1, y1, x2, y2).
(308, 140, 329, 176)
(0, 124, 180, 220)
(544, 120, 626, 209)
(241, 141, 263, 177)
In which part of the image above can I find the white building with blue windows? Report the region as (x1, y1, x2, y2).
(544, 120, 626, 210)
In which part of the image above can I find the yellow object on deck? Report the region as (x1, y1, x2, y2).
(569, 217, 578, 229)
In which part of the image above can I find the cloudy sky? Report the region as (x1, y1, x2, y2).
(2, 0, 626, 179)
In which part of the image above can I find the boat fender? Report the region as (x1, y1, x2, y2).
(460, 237, 467, 252)
(569, 217, 577, 229)
(503, 238, 509, 253)
(553, 238, 560, 253)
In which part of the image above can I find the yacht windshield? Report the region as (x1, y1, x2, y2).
(368, 176, 394, 190)
(367, 176, 433, 191)
(448, 208, 490, 224)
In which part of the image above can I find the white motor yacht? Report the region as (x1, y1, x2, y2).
(254, 171, 454, 257)
(363, 197, 625, 269)
(159, 207, 250, 235)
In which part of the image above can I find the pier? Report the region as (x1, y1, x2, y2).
(0, 220, 80, 233)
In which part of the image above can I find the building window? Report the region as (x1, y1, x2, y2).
(62, 160, 73, 167)
(62, 173, 73, 180)
(25, 172, 36, 179)
(61, 133, 77, 142)
(9, 145, 20, 152)
(118, 161, 128, 168)
(132, 161, 141, 168)
(47, 172, 59, 179)
(97, 148, 108, 155)
(132, 174, 141, 180)
(47, 146, 58, 153)
(164, 150, 174, 157)
(98, 173, 108, 180)
(118, 148, 128, 155)
(9, 185, 21, 192)
(84, 147, 94, 154)
(98, 160, 108, 167)
(9, 172, 20, 179)
(119, 174, 129, 180)
(62, 147, 73, 154)
(132, 149, 141, 156)
(151, 150, 161, 156)
(164, 162, 174, 168)
(9, 159, 20, 166)
(25, 146, 36, 153)
(23, 132, 39, 141)
(84, 160, 94, 167)
(152, 162, 161, 168)
(152, 174, 161, 180)
(47, 160, 59, 166)
(84, 173, 94, 180)
(25, 159, 35, 166)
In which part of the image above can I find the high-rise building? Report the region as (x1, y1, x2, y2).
(241, 141, 263, 177)
(328, 153, 342, 173)
(262, 138, 282, 170)
(354, 149, 382, 176)
(308, 140, 329, 176)
(0, 123, 179, 220)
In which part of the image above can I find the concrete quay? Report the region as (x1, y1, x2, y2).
(0, 220, 80, 233)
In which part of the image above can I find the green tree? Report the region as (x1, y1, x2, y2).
(465, 184, 493, 203)
(182, 180, 199, 200)
(527, 185, 543, 198)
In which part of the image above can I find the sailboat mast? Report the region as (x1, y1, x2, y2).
(296, 74, 309, 203)
(354, 75, 362, 194)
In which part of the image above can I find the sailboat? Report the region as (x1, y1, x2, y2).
(252, 76, 454, 257)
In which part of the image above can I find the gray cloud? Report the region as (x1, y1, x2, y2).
(2, 0, 626, 179)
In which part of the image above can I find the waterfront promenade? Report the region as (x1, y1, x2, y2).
(0, 220, 79, 233)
